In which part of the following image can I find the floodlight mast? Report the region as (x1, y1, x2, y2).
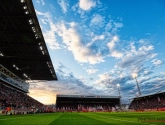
(117, 84, 121, 110)
(117, 84, 121, 97)
(132, 73, 141, 96)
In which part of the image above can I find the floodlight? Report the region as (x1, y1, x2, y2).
(23, 73, 28, 77)
(117, 84, 120, 87)
(132, 73, 137, 78)
(21, 0, 25, 3)
(25, 11, 29, 14)
(0, 53, 3, 56)
(23, 6, 27, 9)
(29, 19, 33, 24)
(40, 46, 43, 50)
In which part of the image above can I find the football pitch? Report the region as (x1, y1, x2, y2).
(0, 112, 165, 125)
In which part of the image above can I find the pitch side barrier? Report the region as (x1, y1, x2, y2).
(124, 108, 165, 112)
(0, 107, 33, 115)
(0, 108, 45, 115)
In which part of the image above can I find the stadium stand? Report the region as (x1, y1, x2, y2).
(129, 92, 165, 111)
(0, 80, 44, 114)
(0, 0, 57, 115)
(56, 95, 120, 112)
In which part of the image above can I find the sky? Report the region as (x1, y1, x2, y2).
(28, 0, 165, 105)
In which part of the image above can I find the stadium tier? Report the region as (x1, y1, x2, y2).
(0, 0, 57, 115)
(0, 80, 44, 114)
(129, 92, 165, 111)
(56, 95, 120, 112)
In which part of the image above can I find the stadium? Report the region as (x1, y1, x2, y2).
(1, 0, 165, 125)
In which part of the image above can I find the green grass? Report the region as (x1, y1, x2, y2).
(0, 112, 165, 125)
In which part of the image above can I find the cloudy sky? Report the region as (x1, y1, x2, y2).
(29, 0, 165, 104)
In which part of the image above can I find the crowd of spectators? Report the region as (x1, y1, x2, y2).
(129, 94, 165, 110)
(0, 80, 44, 114)
(56, 103, 118, 112)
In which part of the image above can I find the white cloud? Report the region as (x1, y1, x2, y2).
(139, 45, 154, 51)
(86, 68, 98, 74)
(43, 30, 61, 50)
(90, 14, 104, 27)
(113, 22, 123, 28)
(95, 72, 111, 84)
(87, 34, 105, 47)
(92, 35, 105, 41)
(79, 76, 86, 82)
(105, 20, 113, 31)
(35, 8, 125, 64)
(94, 72, 120, 92)
(54, 21, 105, 64)
(111, 50, 123, 58)
(36, 0, 45, 5)
(107, 41, 115, 51)
(152, 59, 163, 66)
(107, 36, 119, 51)
(35, 10, 109, 64)
(118, 42, 156, 73)
(35, 9, 48, 16)
(149, 53, 157, 59)
(35, 10, 61, 50)
(139, 39, 145, 43)
(79, 0, 96, 11)
(144, 70, 149, 75)
(160, 72, 165, 76)
(58, 0, 69, 13)
(99, 72, 111, 81)
(129, 90, 134, 93)
(110, 22, 123, 33)
(40, 19, 47, 25)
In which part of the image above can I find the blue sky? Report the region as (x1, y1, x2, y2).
(29, 0, 165, 104)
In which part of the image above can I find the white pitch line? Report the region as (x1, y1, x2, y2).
(0, 117, 25, 120)
(100, 116, 156, 125)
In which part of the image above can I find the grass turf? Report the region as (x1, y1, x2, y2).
(0, 112, 165, 125)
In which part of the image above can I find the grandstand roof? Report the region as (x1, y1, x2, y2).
(0, 0, 57, 80)
(133, 90, 165, 99)
(57, 94, 119, 99)
(56, 95, 120, 106)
